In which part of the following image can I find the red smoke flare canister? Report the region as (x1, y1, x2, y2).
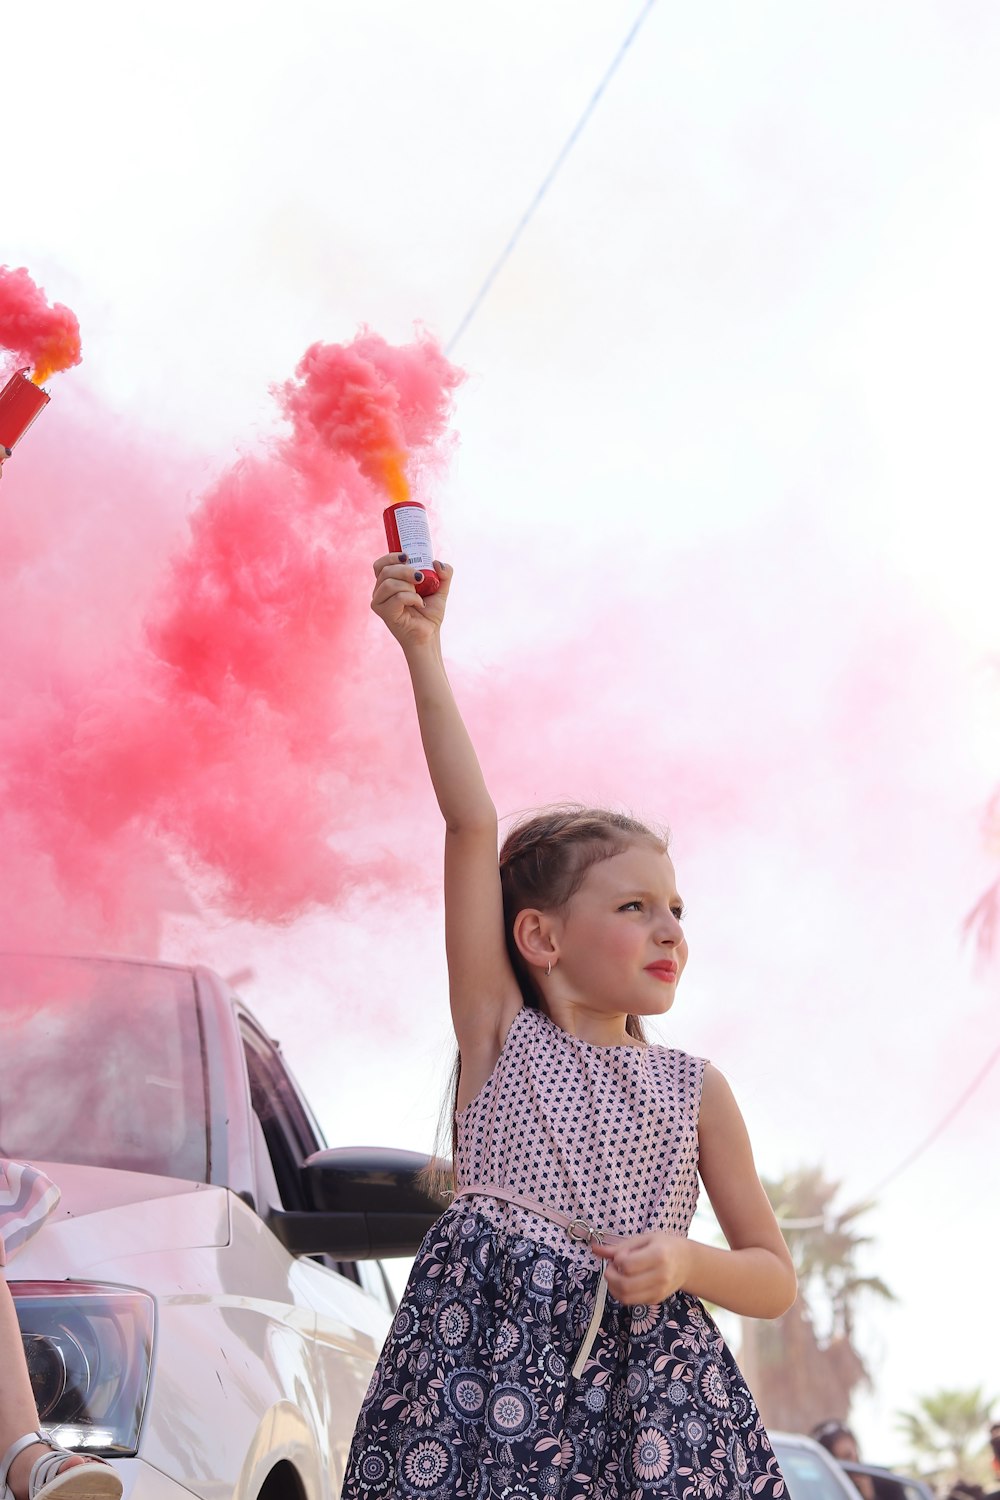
(0, 368, 50, 451)
(383, 501, 441, 596)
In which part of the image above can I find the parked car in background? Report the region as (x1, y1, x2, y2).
(840, 1460, 936, 1500)
(771, 1432, 934, 1500)
(1, 953, 441, 1500)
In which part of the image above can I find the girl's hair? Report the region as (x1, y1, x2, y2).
(421, 805, 668, 1200)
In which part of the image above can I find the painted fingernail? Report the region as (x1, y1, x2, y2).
(398, 553, 408, 563)
(2, 447, 11, 458)
(414, 571, 424, 582)
(432, 560, 442, 572)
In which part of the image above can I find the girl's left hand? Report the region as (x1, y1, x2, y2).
(592, 1231, 691, 1305)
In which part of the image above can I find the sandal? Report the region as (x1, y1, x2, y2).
(0, 1433, 122, 1500)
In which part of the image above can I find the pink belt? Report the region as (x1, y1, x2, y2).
(453, 1181, 628, 1378)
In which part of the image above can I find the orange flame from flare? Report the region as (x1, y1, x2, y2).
(380, 451, 410, 504)
(30, 326, 81, 385)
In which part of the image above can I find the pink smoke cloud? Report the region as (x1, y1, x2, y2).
(0, 330, 461, 947)
(282, 331, 461, 487)
(0, 265, 82, 384)
(1, 312, 994, 1147)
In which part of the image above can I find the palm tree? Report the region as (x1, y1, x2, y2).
(895, 1387, 996, 1489)
(738, 1166, 894, 1434)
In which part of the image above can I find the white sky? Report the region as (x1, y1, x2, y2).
(5, 0, 1000, 1466)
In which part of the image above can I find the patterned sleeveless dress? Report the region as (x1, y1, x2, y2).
(342, 1006, 785, 1500)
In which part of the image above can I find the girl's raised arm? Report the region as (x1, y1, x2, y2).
(370, 555, 522, 1057)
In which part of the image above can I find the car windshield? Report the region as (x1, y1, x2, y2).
(0, 954, 209, 1182)
(771, 1442, 854, 1500)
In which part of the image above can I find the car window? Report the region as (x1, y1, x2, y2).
(239, 1017, 366, 1286)
(0, 954, 209, 1182)
(850, 1469, 929, 1500)
(354, 1259, 397, 1314)
(771, 1444, 855, 1500)
(240, 1022, 315, 1211)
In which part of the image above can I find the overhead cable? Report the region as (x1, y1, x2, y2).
(446, 0, 659, 355)
(866, 1037, 1000, 1197)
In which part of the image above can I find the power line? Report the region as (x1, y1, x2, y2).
(764, 1036, 1000, 1235)
(445, 0, 660, 356)
(865, 1036, 1000, 1198)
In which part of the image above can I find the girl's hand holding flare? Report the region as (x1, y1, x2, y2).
(371, 553, 452, 652)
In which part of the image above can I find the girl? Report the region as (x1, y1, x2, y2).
(0, 1161, 122, 1500)
(342, 555, 796, 1500)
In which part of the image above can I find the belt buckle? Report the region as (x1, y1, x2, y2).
(567, 1217, 604, 1248)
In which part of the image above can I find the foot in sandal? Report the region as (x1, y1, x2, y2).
(0, 1432, 122, 1500)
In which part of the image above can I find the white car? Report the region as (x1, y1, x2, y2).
(2, 953, 439, 1500)
(769, 1432, 934, 1500)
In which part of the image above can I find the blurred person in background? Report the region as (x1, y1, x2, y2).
(946, 1483, 984, 1500)
(985, 1422, 1000, 1500)
(813, 1420, 876, 1500)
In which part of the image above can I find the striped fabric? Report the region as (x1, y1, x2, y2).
(0, 1158, 61, 1266)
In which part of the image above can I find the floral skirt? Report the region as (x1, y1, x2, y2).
(342, 1204, 785, 1500)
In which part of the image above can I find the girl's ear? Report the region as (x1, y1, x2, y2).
(512, 908, 558, 970)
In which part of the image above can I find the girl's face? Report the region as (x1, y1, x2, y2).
(551, 840, 688, 1018)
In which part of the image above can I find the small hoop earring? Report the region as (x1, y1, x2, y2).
(545, 960, 552, 977)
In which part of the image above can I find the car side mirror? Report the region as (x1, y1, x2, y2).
(268, 1146, 450, 1259)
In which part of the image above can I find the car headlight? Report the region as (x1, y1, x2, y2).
(11, 1282, 154, 1456)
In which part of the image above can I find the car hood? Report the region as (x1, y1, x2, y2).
(7, 1161, 230, 1279)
